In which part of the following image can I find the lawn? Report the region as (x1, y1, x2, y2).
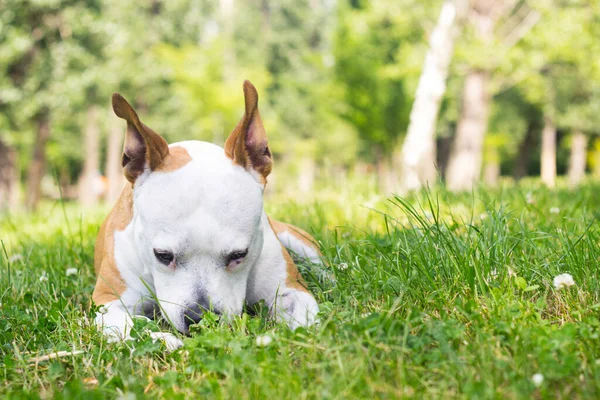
(2, 181, 600, 398)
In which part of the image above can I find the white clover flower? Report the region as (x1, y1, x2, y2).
(489, 269, 498, 280)
(39, 272, 48, 282)
(550, 207, 560, 214)
(66, 268, 78, 276)
(255, 335, 273, 347)
(360, 312, 370, 319)
(9, 254, 23, 263)
(338, 263, 348, 271)
(526, 192, 535, 204)
(98, 306, 108, 315)
(507, 267, 517, 278)
(532, 373, 544, 387)
(553, 273, 575, 290)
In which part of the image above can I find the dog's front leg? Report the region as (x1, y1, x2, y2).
(95, 298, 184, 352)
(95, 299, 134, 342)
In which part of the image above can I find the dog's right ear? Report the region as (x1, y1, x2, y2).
(112, 93, 170, 183)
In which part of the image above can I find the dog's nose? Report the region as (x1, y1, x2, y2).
(183, 295, 218, 330)
(183, 304, 204, 329)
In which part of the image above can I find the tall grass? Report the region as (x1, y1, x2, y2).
(1, 182, 600, 398)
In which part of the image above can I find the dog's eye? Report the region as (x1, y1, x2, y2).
(154, 249, 175, 266)
(226, 248, 248, 268)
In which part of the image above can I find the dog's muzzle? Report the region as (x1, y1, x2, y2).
(182, 294, 218, 331)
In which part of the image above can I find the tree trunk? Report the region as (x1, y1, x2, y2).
(540, 115, 556, 188)
(445, 70, 490, 191)
(106, 113, 126, 205)
(25, 110, 50, 212)
(398, 0, 467, 191)
(0, 139, 19, 210)
(483, 159, 500, 186)
(298, 156, 315, 193)
(568, 130, 588, 187)
(593, 139, 600, 178)
(78, 106, 101, 207)
(513, 120, 536, 181)
(375, 148, 394, 194)
(444, 0, 496, 192)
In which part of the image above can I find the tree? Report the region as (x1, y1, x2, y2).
(445, 0, 541, 191)
(0, 0, 108, 211)
(334, 0, 431, 192)
(511, 2, 600, 187)
(397, 0, 468, 191)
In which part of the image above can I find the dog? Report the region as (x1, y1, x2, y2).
(93, 81, 321, 350)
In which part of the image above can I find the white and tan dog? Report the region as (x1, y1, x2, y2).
(93, 81, 320, 350)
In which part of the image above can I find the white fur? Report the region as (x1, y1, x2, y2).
(95, 141, 319, 349)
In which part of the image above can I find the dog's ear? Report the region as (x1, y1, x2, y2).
(112, 93, 170, 183)
(224, 80, 272, 182)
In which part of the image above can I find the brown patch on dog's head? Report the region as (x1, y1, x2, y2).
(156, 146, 192, 173)
(224, 81, 272, 183)
(112, 93, 170, 183)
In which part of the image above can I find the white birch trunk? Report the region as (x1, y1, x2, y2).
(398, 0, 465, 191)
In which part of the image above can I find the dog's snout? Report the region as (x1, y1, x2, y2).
(183, 295, 219, 330)
(183, 304, 204, 329)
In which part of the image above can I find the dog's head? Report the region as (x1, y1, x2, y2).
(112, 81, 273, 333)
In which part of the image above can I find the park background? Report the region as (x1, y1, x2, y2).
(4, 1, 600, 398)
(1, 0, 598, 211)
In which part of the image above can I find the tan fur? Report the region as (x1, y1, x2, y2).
(269, 218, 321, 251)
(92, 185, 133, 305)
(268, 218, 322, 293)
(155, 146, 192, 172)
(281, 243, 308, 292)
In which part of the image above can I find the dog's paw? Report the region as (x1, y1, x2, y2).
(277, 289, 319, 330)
(149, 332, 184, 352)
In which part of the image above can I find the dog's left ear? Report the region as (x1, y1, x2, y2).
(224, 80, 272, 182)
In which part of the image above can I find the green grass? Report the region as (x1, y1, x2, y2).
(2, 181, 600, 398)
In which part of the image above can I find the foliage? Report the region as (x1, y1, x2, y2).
(1, 0, 600, 196)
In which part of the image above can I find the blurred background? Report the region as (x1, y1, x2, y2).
(0, 0, 599, 212)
